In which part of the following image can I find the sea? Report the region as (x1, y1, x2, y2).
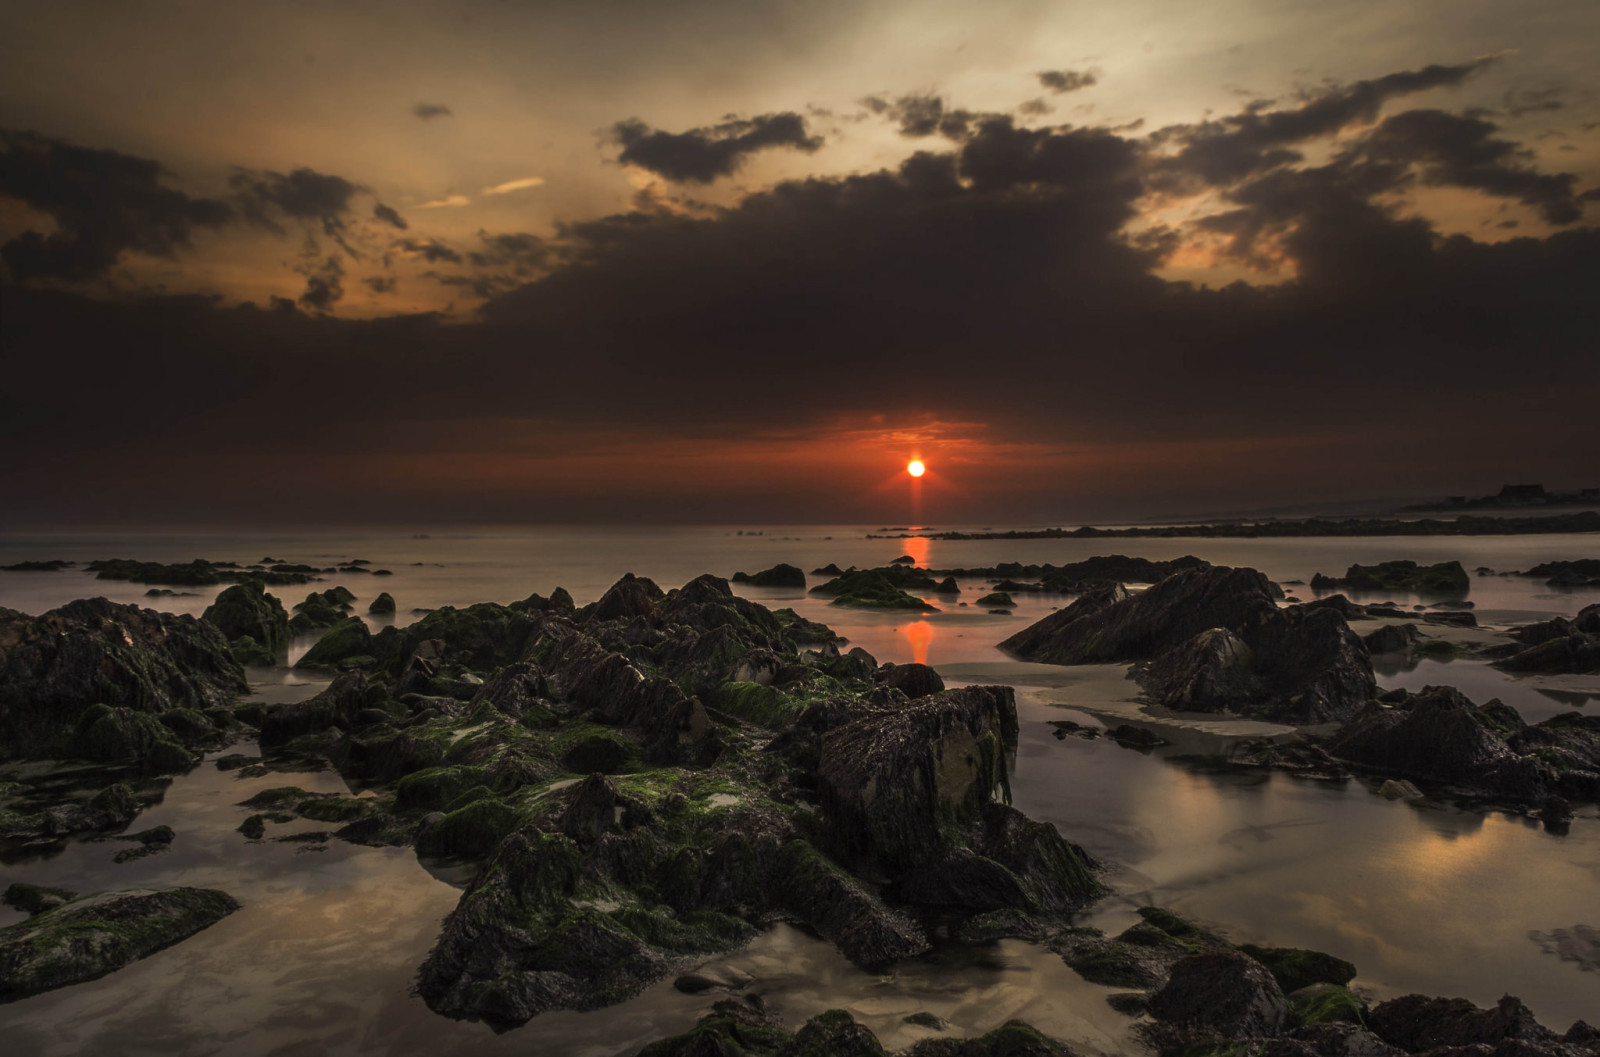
(1, 525, 1597, 1055)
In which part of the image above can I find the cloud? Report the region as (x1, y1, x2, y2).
(412, 103, 453, 120)
(1037, 69, 1097, 94)
(482, 176, 546, 195)
(363, 275, 396, 294)
(390, 237, 462, 264)
(862, 94, 983, 140)
(418, 194, 472, 208)
(610, 112, 823, 183)
(1152, 58, 1498, 187)
(0, 128, 233, 281)
(372, 202, 408, 229)
(296, 255, 343, 312)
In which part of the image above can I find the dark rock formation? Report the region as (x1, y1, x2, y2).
(730, 563, 806, 588)
(1496, 631, 1600, 675)
(875, 662, 945, 700)
(368, 592, 397, 615)
(1363, 623, 1421, 654)
(201, 580, 290, 652)
(810, 568, 940, 610)
(1326, 685, 1600, 804)
(0, 598, 246, 759)
(295, 616, 374, 671)
(0, 887, 239, 1002)
(1148, 950, 1288, 1037)
(1368, 993, 1559, 1052)
(636, 1003, 1066, 1057)
(1310, 560, 1470, 594)
(931, 555, 1210, 591)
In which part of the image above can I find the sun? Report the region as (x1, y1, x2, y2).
(907, 460, 926, 478)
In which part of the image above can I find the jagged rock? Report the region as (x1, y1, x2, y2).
(730, 564, 806, 588)
(1300, 595, 1371, 621)
(1497, 632, 1600, 675)
(589, 573, 664, 622)
(1148, 950, 1289, 1037)
(1135, 581, 1375, 724)
(1363, 623, 1421, 654)
(63, 704, 196, 772)
(0, 887, 239, 1002)
(202, 580, 290, 652)
(1367, 994, 1558, 1052)
(816, 685, 1017, 874)
(0, 598, 246, 759)
(1003, 567, 1278, 664)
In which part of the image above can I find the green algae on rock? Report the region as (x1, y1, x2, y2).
(0, 887, 240, 1003)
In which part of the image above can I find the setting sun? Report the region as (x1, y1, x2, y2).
(907, 460, 926, 477)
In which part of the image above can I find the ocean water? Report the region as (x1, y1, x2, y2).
(1, 526, 1598, 1053)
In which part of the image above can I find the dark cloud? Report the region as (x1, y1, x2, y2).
(0, 128, 233, 281)
(412, 103, 453, 120)
(1353, 109, 1583, 223)
(863, 94, 982, 139)
(3, 64, 1597, 524)
(1037, 69, 1097, 94)
(1154, 58, 1496, 187)
(297, 255, 343, 312)
(391, 237, 463, 264)
(610, 112, 823, 183)
(372, 202, 408, 229)
(363, 275, 397, 294)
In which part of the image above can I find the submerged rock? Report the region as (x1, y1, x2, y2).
(0, 887, 239, 1002)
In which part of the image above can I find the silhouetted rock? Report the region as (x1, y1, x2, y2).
(730, 563, 806, 588)
(368, 591, 396, 615)
(1368, 993, 1557, 1052)
(1363, 623, 1421, 654)
(1310, 560, 1470, 593)
(875, 662, 945, 699)
(1148, 950, 1288, 1037)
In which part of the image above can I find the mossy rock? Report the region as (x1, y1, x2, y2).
(976, 592, 1016, 607)
(367, 592, 396, 616)
(294, 797, 370, 824)
(202, 581, 290, 652)
(416, 798, 519, 858)
(1238, 944, 1356, 993)
(229, 635, 277, 667)
(295, 617, 373, 670)
(3, 883, 77, 916)
(706, 680, 803, 729)
(1415, 638, 1458, 657)
(560, 733, 636, 775)
(0, 887, 240, 1002)
(1287, 982, 1367, 1028)
(237, 814, 266, 839)
(395, 765, 491, 812)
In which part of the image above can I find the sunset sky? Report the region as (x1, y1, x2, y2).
(2, 0, 1597, 526)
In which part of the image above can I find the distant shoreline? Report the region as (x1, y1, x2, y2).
(868, 510, 1600, 541)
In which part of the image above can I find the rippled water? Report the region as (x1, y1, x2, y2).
(2, 527, 1598, 1053)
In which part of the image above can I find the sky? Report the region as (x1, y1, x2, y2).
(1, 0, 1598, 527)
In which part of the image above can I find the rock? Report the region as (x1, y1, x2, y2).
(1377, 779, 1423, 800)
(875, 662, 946, 699)
(2, 883, 76, 916)
(0, 887, 240, 1002)
(1239, 944, 1357, 993)
(730, 564, 805, 588)
(202, 581, 290, 653)
(368, 592, 396, 615)
(237, 814, 266, 839)
(892, 555, 916, 565)
(1148, 950, 1289, 1037)
(258, 672, 389, 747)
(1137, 589, 1375, 724)
(1368, 993, 1558, 1052)
(295, 616, 374, 670)
(1004, 567, 1283, 664)
(1109, 724, 1166, 749)
(1310, 560, 1471, 594)
(975, 592, 1015, 608)
(0, 598, 246, 759)
(1300, 594, 1371, 621)
(1363, 624, 1421, 654)
(1285, 983, 1367, 1029)
(228, 635, 276, 667)
(1497, 633, 1600, 675)
(588, 573, 663, 622)
(812, 569, 939, 610)
(63, 704, 196, 773)
(816, 686, 1017, 874)
(1423, 610, 1478, 628)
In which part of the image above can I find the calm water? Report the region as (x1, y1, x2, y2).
(2, 527, 1598, 1053)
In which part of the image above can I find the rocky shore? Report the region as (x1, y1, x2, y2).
(2, 555, 1598, 1053)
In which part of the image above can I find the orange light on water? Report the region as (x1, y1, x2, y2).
(905, 619, 934, 666)
(907, 460, 926, 477)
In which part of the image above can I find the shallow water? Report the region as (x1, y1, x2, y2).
(3, 528, 1600, 1052)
